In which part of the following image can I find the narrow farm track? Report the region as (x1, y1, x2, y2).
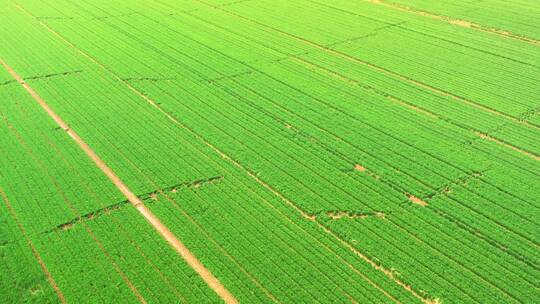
(1, 0, 539, 303)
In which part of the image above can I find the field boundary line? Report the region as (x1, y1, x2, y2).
(30, 118, 190, 303)
(0, 57, 238, 304)
(0, 187, 67, 304)
(365, 0, 540, 46)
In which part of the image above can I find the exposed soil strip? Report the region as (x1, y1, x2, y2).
(325, 210, 386, 220)
(43, 176, 223, 234)
(0, 188, 67, 304)
(367, 0, 540, 46)
(407, 195, 428, 207)
(33, 115, 190, 303)
(475, 132, 539, 161)
(354, 164, 367, 172)
(0, 58, 238, 304)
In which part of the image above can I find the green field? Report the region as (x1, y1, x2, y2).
(1, 0, 539, 303)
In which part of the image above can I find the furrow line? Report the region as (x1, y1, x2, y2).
(475, 132, 540, 161)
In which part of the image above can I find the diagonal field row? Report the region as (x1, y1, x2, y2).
(1, 0, 539, 303)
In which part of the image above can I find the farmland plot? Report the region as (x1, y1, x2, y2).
(1, 0, 539, 303)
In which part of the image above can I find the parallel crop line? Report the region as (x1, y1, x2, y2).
(365, 0, 540, 46)
(126, 0, 536, 294)
(0, 188, 67, 304)
(194, 0, 539, 131)
(0, 57, 238, 304)
(179, 0, 540, 209)
(180, 1, 537, 211)
(15, 1, 528, 302)
(475, 132, 540, 161)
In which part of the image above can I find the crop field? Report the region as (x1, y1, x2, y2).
(0, 0, 539, 303)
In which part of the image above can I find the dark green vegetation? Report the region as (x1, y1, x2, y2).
(1, 0, 539, 303)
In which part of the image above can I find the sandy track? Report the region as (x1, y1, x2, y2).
(0, 58, 238, 304)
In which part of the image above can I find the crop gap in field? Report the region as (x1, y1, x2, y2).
(373, 21, 407, 32)
(518, 106, 540, 122)
(148, 175, 224, 198)
(36, 16, 75, 20)
(164, 8, 200, 17)
(217, 0, 257, 8)
(306, 209, 388, 221)
(349, 163, 382, 181)
(427, 171, 485, 199)
(271, 51, 314, 64)
(0, 240, 14, 248)
(406, 170, 485, 207)
(407, 195, 428, 207)
(326, 21, 406, 48)
(42, 175, 223, 233)
(206, 70, 256, 84)
(325, 34, 378, 48)
(123, 76, 176, 82)
(87, 12, 139, 21)
(23, 70, 83, 82)
(325, 210, 387, 220)
(0, 79, 17, 87)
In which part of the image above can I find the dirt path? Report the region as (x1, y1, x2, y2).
(0, 58, 238, 304)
